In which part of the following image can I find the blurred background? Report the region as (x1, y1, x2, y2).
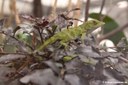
(0, 0, 128, 44)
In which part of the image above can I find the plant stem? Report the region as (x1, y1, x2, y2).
(98, 23, 128, 42)
(0, 31, 34, 51)
(99, 0, 106, 21)
(84, 0, 90, 22)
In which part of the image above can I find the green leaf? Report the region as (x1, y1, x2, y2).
(16, 33, 32, 44)
(89, 13, 125, 44)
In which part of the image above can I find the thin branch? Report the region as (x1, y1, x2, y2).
(12, 0, 21, 25)
(37, 27, 44, 43)
(84, 0, 90, 22)
(0, 0, 5, 17)
(0, 52, 29, 55)
(74, 0, 81, 26)
(98, 23, 128, 42)
(65, 8, 80, 15)
(0, 31, 34, 51)
(68, 0, 72, 10)
(118, 56, 128, 63)
(33, 0, 43, 17)
(52, 0, 58, 15)
(67, 18, 83, 22)
(99, 0, 106, 21)
(127, 0, 128, 19)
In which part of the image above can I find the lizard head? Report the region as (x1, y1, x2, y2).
(89, 19, 105, 27)
(80, 19, 105, 31)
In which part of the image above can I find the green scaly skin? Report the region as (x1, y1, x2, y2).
(34, 19, 105, 52)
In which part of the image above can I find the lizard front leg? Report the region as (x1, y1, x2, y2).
(59, 40, 69, 49)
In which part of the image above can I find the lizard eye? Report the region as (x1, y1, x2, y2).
(92, 20, 98, 25)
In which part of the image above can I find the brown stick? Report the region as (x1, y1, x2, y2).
(98, 23, 128, 42)
(68, 0, 72, 10)
(9, 0, 20, 25)
(0, 0, 5, 17)
(99, 0, 106, 21)
(73, 0, 81, 26)
(52, 0, 58, 15)
(84, 0, 90, 22)
(33, 0, 43, 17)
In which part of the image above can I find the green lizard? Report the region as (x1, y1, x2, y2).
(34, 19, 104, 52)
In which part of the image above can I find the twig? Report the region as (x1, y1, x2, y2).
(73, 0, 81, 26)
(98, 22, 128, 42)
(33, 0, 43, 17)
(52, 0, 58, 16)
(65, 8, 80, 15)
(68, 18, 83, 22)
(99, 0, 106, 21)
(84, 0, 90, 22)
(0, 52, 30, 55)
(37, 27, 44, 43)
(0, 0, 5, 17)
(13, 0, 21, 24)
(118, 57, 128, 63)
(0, 31, 34, 51)
(68, 0, 72, 10)
(127, 0, 128, 19)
